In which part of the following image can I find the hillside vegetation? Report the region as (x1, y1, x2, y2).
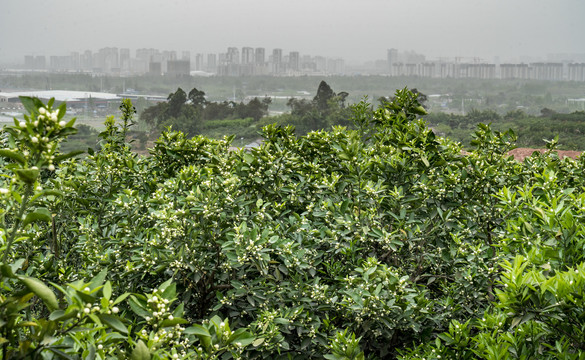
(1, 90, 585, 359)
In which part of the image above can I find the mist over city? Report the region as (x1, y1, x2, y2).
(2, 0, 585, 65)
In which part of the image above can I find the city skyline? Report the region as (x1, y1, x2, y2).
(1, 0, 585, 65)
(12, 44, 585, 67)
(12, 45, 585, 82)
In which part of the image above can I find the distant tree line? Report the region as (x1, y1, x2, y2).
(139, 81, 355, 140)
(140, 87, 272, 137)
(259, 80, 353, 136)
(427, 108, 585, 150)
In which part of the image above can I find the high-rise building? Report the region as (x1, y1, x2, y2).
(314, 56, 327, 72)
(531, 62, 563, 81)
(387, 48, 398, 75)
(80, 50, 93, 71)
(120, 48, 130, 71)
(227, 47, 240, 64)
(96, 47, 119, 73)
(207, 53, 217, 72)
(272, 48, 283, 74)
(289, 51, 300, 72)
(36, 56, 46, 69)
(568, 63, 585, 82)
(136, 48, 158, 63)
(70, 52, 80, 70)
(242, 47, 254, 64)
(195, 53, 204, 71)
(327, 58, 345, 74)
(167, 60, 190, 77)
(24, 56, 34, 69)
(255, 48, 265, 65)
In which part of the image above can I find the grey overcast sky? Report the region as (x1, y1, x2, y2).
(1, 0, 584, 64)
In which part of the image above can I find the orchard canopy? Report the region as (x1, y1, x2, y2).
(1, 89, 585, 359)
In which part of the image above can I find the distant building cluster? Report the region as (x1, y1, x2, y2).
(386, 49, 585, 81)
(15, 47, 585, 81)
(20, 47, 346, 77)
(212, 47, 345, 76)
(23, 48, 191, 77)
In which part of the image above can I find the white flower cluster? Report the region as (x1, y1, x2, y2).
(17, 105, 69, 171)
(146, 291, 172, 323)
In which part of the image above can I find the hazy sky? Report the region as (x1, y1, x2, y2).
(1, 0, 585, 64)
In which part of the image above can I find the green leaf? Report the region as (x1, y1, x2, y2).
(161, 281, 176, 299)
(18, 276, 59, 311)
(47, 348, 75, 360)
(86, 344, 96, 360)
(324, 355, 342, 360)
(98, 314, 128, 334)
(243, 153, 254, 164)
(131, 340, 151, 360)
(15, 168, 40, 184)
(128, 296, 151, 318)
(437, 333, 454, 344)
(160, 317, 188, 328)
(184, 324, 211, 337)
(89, 269, 108, 289)
(49, 309, 77, 321)
(57, 128, 78, 137)
(57, 102, 67, 119)
(103, 281, 112, 301)
(0, 149, 26, 165)
(113, 292, 130, 305)
(65, 117, 77, 128)
(414, 105, 428, 115)
(22, 208, 52, 227)
(19, 96, 37, 115)
(172, 302, 184, 318)
(31, 189, 64, 202)
(54, 150, 84, 163)
(0, 264, 16, 278)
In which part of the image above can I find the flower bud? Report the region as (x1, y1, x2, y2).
(39, 107, 46, 114)
(31, 136, 39, 143)
(19, 121, 26, 128)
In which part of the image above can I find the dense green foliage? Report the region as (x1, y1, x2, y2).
(1, 89, 585, 359)
(427, 109, 585, 150)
